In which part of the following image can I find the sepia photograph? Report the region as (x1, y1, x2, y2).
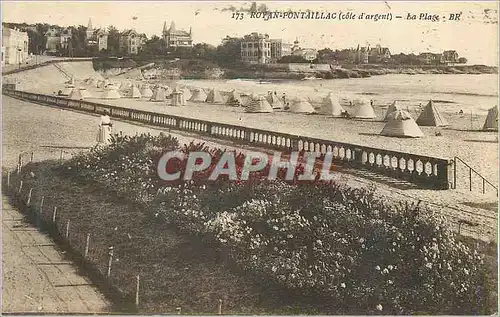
(1, 1, 499, 315)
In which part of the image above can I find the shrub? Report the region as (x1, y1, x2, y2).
(60, 132, 495, 315)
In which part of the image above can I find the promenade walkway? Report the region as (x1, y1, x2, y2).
(2, 195, 110, 313)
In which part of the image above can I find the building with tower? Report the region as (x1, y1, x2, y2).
(162, 21, 193, 48)
(290, 38, 318, 62)
(86, 18, 108, 52)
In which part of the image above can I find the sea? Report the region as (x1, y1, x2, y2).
(180, 74, 499, 115)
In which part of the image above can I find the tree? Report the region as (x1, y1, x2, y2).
(107, 25, 120, 55)
(458, 57, 467, 64)
(215, 37, 241, 65)
(278, 55, 309, 63)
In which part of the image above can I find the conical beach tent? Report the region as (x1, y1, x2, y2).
(290, 98, 316, 113)
(79, 87, 93, 99)
(242, 94, 255, 107)
(60, 87, 73, 96)
(483, 106, 498, 130)
(266, 93, 284, 109)
(416, 100, 448, 126)
(68, 88, 84, 100)
(150, 87, 166, 101)
(245, 96, 274, 113)
(226, 90, 243, 106)
(320, 93, 344, 116)
(140, 85, 153, 98)
(380, 110, 424, 138)
(181, 87, 192, 101)
(102, 88, 121, 99)
(129, 85, 142, 98)
(352, 98, 376, 119)
(206, 89, 224, 104)
(384, 101, 403, 121)
(189, 88, 208, 102)
(171, 89, 186, 106)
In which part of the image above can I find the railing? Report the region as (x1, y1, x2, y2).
(3, 88, 454, 190)
(453, 156, 498, 196)
(52, 62, 73, 80)
(2, 58, 94, 76)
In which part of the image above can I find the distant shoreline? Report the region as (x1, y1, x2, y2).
(95, 57, 498, 80)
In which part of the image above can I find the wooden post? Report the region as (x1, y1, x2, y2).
(469, 168, 472, 191)
(39, 196, 44, 214)
(107, 246, 114, 278)
(52, 206, 57, 223)
(30, 152, 34, 162)
(18, 180, 23, 194)
(218, 299, 223, 315)
(65, 220, 70, 239)
(18, 153, 23, 167)
(135, 274, 140, 306)
(84, 233, 90, 258)
(27, 188, 33, 206)
(7, 171, 11, 188)
(60, 149, 64, 160)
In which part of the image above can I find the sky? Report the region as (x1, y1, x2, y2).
(2, 1, 499, 65)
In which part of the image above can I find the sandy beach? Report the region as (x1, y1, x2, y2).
(5, 63, 498, 194)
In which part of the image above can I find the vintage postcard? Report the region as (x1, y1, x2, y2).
(1, 1, 498, 315)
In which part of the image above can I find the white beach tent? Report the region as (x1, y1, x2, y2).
(416, 100, 448, 126)
(266, 93, 284, 109)
(171, 89, 186, 106)
(60, 86, 73, 96)
(380, 110, 424, 138)
(320, 93, 345, 117)
(129, 85, 142, 98)
(206, 89, 225, 104)
(150, 87, 167, 101)
(384, 101, 403, 121)
(245, 95, 274, 113)
(79, 87, 93, 99)
(102, 88, 121, 99)
(242, 93, 255, 107)
(189, 88, 208, 102)
(352, 98, 376, 119)
(290, 98, 316, 114)
(181, 87, 192, 101)
(140, 85, 153, 98)
(226, 90, 243, 106)
(68, 88, 84, 100)
(482, 106, 498, 130)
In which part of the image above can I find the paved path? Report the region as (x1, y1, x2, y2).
(2, 195, 111, 313)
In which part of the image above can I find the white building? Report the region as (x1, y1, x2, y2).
(2, 27, 29, 66)
(162, 21, 193, 48)
(241, 33, 292, 64)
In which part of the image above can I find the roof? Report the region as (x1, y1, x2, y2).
(121, 29, 138, 36)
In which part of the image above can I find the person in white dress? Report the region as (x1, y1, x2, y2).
(97, 110, 113, 144)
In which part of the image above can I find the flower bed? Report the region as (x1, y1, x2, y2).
(57, 132, 495, 314)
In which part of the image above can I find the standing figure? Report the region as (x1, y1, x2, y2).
(97, 110, 113, 145)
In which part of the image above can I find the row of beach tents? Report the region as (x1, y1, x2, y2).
(73, 77, 499, 135)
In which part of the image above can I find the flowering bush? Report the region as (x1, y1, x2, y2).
(61, 132, 494, 314)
